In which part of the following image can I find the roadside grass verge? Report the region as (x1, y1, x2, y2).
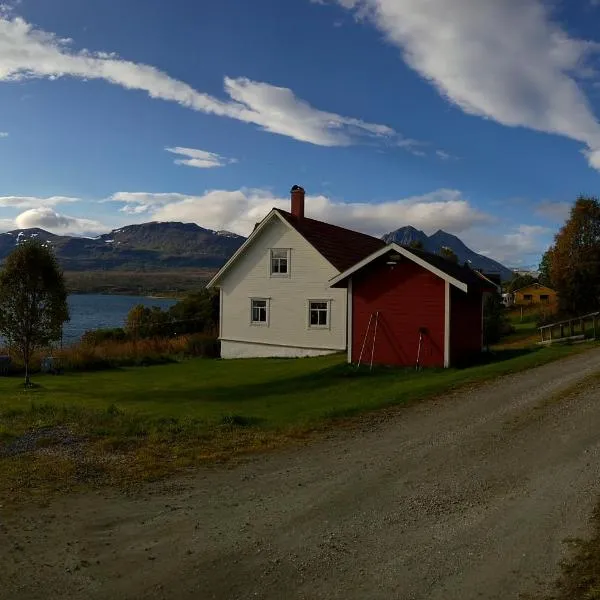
(0, 341, 596, 504)
(495, 319, 540, 349)
(536, 505, 600, 600)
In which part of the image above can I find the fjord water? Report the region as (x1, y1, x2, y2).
(63, 294, 177, 344)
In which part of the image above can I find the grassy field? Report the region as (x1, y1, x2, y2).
(495, 319, 540, 349)
(0, 342, 596, 503)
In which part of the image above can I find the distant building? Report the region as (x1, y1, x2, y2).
(505, 283, 557, 307)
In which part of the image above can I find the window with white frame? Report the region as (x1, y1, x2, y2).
(308, 300, 330, 328)
(251, 298, 269, 325)
(270, 249, 290, 276)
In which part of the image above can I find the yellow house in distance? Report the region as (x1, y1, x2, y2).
(510, 283, 558, 306)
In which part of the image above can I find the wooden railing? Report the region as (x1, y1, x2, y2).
(538, 312, 600, 344)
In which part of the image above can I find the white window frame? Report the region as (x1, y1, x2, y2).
(308, 299, 331, 330)
(270, 248, 291, 278)
(250, 298, 270, 326)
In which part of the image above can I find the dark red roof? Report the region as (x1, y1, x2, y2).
(276, 209, 386, 272)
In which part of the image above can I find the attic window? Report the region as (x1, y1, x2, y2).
(270, 249, 290, 276)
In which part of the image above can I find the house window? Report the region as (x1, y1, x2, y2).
(540, 294, 549, 304)
(251, 299, 269, 325)
(524, 294, 533, 303)
(270, 249, 290, 276)
(308, 300, 330, 328)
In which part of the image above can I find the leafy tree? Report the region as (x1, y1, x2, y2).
(169, 289, 219, 334)
(124, 290, 220, 339)
(506, 273, 537, 293)
(538, 251, 552, 287)
(439, 246, 458, 263)
(409, 240, 424, 250)
(483, 293, 512, 348)
(0, 241, 69, 386)
(125, 304, 171, 338)
(547, 196, 600, 315)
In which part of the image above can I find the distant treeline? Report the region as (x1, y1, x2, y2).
(64, 269, 217, 296)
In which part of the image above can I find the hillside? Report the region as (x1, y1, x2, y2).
(0, 221, 514, 291)
(382, 226, 513, 281)
(0, 222, 245, 271)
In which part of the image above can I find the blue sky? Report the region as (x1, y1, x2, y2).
(1, 0, 600, 266)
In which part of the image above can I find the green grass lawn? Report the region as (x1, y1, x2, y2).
(0, 344, 590, 426)
(0, 342, 596, 502)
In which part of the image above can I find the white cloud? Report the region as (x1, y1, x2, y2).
(0, 218, 14, 231)
(14, 207, 103, 234)
(165, 146, 237, 169)
(534, 200, 571, 222)
(334, 0, 600, 170)
(436, 150, 455, 161)
(107, 187, 491, 237)
(0, 131, 7, 137)
(0, 16, 402, 147)
(0, 195, 79, 209)
(464, 224, 553, 266)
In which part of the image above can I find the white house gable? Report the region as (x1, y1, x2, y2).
(219, 216, 347, 356)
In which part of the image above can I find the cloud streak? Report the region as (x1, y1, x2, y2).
(0, 16, 401, 147)
(333, 0, 600, 169)
(0, 195, 79, 209)
(165, 146, 237, 169)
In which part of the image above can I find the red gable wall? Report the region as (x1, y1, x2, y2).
(351, 259, 446, 368)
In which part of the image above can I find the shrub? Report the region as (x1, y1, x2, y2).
(80, 328, 128, 346)
(185, 334, 220, 358)
(2, 333, 220, 375)
(483, 294, 513, 346)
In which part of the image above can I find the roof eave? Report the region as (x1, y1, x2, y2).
(329, 243, 469, 293)
(206, 209, 290, 289)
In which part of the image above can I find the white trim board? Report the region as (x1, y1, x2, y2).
(329, 243, 468, 293)
(219, 337, 345, 352)
(347, 278, 353, 364)
(444, 281, 451, 368)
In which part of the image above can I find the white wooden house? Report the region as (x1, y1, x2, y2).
(207, 186, 384, 359)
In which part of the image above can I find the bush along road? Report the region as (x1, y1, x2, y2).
(3, 347, 600, 599)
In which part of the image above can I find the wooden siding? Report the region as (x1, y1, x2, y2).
(513, 284, 557, 306)
(351, 259, 446, 367)
(450, 287, 484, 365)
(219, 217, 347, 353)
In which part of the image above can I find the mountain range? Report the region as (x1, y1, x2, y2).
(0, 221, 513, 280)
(0, 222, 245, 271)
(382, 226, 513, 281)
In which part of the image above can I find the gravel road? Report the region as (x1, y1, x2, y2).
(4, 348, 600, 600)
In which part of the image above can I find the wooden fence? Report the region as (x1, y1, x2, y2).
(538, 312, 600, 344)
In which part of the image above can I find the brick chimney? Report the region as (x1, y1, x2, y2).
(290, 185, 305, 219)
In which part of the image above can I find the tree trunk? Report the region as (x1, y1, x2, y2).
(23, 346, 30, 387)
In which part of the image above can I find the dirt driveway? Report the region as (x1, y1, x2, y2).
(4, 348, 600, 600)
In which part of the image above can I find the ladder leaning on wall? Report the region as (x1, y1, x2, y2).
(357, 311, 380, 371)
